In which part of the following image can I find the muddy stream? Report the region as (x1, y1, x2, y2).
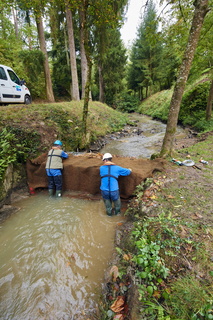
(0, 115, 186, 319)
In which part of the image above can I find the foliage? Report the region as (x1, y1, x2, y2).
(18, 49, 46, 99)
(179, 81, 211, 127)
(0, 127, 39, 181)
(99, 28, 127, 107)
(138, 90, 172, 121)
(0, 129, 17, 180)
(131, 219, 169, 286)
(168, 276, 213, 319)
(115, 92, 140, 113)
(120, 161, 213, 319)
(190, 6, 213, 80)
(138, 77, 213, 132)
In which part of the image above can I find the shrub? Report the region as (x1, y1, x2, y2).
(179, 81, 210, 126)
(116, 93, 140, 113)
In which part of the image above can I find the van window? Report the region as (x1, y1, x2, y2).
(0, 67, 7, 80)
(8, 69, 20, 84)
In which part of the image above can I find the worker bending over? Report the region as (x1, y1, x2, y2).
(100, 153, 131, 216)
(45, 140, 68, 197)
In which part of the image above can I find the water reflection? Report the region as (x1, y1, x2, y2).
(0, 193, 125, 319)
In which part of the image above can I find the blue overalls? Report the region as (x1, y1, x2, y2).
(100, 164, 131, 216)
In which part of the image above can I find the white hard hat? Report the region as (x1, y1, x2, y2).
(103, 153, 112, 161)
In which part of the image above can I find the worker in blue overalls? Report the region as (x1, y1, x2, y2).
(45, 140, 68, 197)
(100, 153, 132, 216)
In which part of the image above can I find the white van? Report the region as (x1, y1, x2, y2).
(0, 64, 31, 105)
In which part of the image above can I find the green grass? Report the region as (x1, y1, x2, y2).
(0, 101, 129, 153)
(138, 77, 213, 133)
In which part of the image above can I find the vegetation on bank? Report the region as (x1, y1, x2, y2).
(0, 101, 129, 181)
(137, 77, 213, 133)
(100, 134, 213, 319)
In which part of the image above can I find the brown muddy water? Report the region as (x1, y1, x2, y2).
(0, 193, 125, 320)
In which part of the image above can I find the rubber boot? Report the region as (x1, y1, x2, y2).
(103, 199, 112, 216)
(48, 189, 54, 197)
(56, 190, 62, 197)
(114, 198, 121, 215)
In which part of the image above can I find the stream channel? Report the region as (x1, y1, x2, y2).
(0, 115, 187, 320)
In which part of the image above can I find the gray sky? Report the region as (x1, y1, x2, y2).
(120, 0, 164, 47)
(120, 0, 143, 46)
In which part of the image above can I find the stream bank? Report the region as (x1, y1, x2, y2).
(99, 132, 213, 320)
(0, 112, 212, 319)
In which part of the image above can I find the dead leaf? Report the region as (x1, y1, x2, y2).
(143, 189, 153, 198)
(153, 290, 161, 299)
(194, 212, 203, 219)
(167, 195, 175, 199)
(123, 253, 131, 261)
(110, 265, 119, 282)
(147, 202, 156, 207)
(179, 225, 187, 237)
(150, 195, 157, 200)
(110, 296, 125, 313)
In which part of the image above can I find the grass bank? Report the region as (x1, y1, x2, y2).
(101, 133, 213, 319)
(0, 101, 129, 181)
(137, 77, 213, 133)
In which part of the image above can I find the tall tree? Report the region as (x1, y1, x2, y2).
(160, 0, 209, 157)
(35, 14, 55, 102)
(65, 4, 80, 100)
(127, 0, 161, 99)
(78, 0, 128, 147)
(15, 0, 55, 102)
(99, 28, 127, 106)
(79, 8, 88, 100)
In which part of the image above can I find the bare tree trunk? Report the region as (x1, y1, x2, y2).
(160, 0, 209, 157)
(12, 7, 19, 39)
(65, 5, 80, 101)
(79, 9, 88, 100)
(36, 15, 55, 102)
(206, 79, 213, 121)
(78, 1, 93, 149)
(63, 22, 72, 96)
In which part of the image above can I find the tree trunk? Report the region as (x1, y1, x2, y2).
(78, 1, 92, 148)
(65, 5, 80, 101)
(36, 15, 55, 102)
(206, 79, 213, 121)
(98, 62, 105, 103)
(160, 0, 209, 157)
(79, 9, 88, 100)
(12, 7, 19, 39)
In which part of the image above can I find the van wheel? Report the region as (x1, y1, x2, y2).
(24, 95, 31, 105)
